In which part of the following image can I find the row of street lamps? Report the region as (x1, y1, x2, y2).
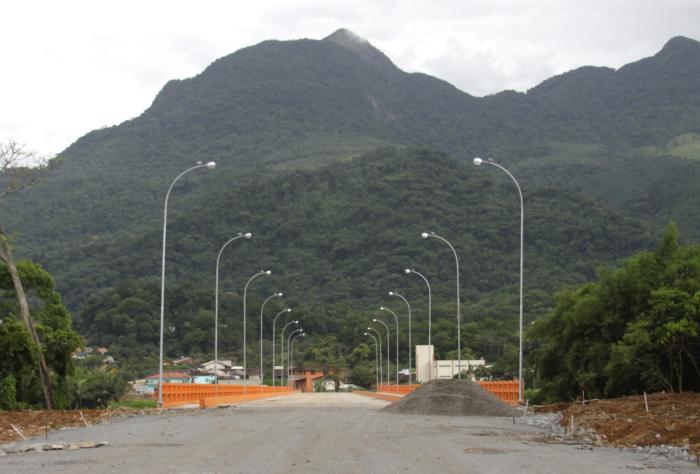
(364, 157, 525, 400)
(157, 155, 525, 403)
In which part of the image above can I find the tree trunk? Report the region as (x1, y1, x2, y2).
(0, 230, 53, 409)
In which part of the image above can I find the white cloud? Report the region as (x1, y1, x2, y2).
(1, 0, 698, 156)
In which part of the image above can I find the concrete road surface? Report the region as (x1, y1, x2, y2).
(0, 393, 696, 473)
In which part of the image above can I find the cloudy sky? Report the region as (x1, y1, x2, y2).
(2, 0, 699, 157)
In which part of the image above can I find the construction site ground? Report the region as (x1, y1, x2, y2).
(537, 391, 700, 456)
(1, 392, 697, 473)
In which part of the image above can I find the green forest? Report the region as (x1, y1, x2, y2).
(2, 31, 700, 407)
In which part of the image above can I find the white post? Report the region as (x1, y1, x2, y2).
(380, 307, 399, 386)
(373, 318, 390, 388)
(260, 292, 282, 385)
(271, 309, 291, 387)
(158, 161, 215, 407)
(214, 233, 251, 387)
(243, 270, 270, 395)
(405, 268, 432, 348)
(368, 327, 383, 388)
(390, 291, 412, 385)
(474, 157, 525, 402)
(422, 232, 461, 379)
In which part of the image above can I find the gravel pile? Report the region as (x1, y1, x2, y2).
(381, 380, 520, 417)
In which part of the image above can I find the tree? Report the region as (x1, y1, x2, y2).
(1, 140, 58, 408)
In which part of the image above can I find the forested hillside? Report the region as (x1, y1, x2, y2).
(2, 30, 700, 382)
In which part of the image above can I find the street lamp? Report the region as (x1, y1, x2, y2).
(243, 270, 271, 395)
(372, 318, 390, 386)
(214, 232, 251, 387)
(405, 268, 432, 348)
(367, 327, 383, 388)
(287, 329, 304, 390)
(271, 308, 292, 387)
(280, 320, 299, 386)
(474, 156, 525, 402)
(158, 161, 216, 407)
(260, 292, 283, 384)
(364, 332, 380, 390)
(389, 291, 412, 385)
(380, 306, 399, 386)
(422, 231, 462, 379)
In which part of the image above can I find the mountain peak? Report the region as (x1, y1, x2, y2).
(323, 28, 371, 48)
(322, 28, 395, 70)
(657, 35, 700, 59)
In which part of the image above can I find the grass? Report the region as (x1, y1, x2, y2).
(108, 399, 157, 409)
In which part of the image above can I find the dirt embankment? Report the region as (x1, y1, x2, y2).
(0, 408, 146, 443)
(540, 392, 700, 455)
(382, 379, 520, 416)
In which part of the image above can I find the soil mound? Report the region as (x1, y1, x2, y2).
(381, 380, 520, 417)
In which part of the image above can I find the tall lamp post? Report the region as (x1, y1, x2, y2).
(372, 318, 390, 386)
(405, 268, 432, 347)
(474, 156, 525, 402)
(287, 329, 304, 390)
(380, 306, 399, 386)
(389, 291, 412, 385)
(214, 232, 251, 387)
(243, 270, 271, 395)
(158, 160, 216, 407)
(422, 232, 462, 379)
(364, 332, 380, 390)
(271, 308, 292, 386)
(260, 292, 283, 384)
(367, 327, 383, 388)
(280, 320, 299, 386)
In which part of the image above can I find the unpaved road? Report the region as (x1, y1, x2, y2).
(0, 393, 696, 473)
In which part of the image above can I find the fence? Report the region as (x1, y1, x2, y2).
(375, 380, 520, 405)
(158, 383, 293, 408)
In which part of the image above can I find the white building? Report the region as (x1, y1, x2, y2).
(415, 345, 486, 382)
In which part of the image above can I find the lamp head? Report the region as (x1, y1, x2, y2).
(380, 306, 385, 310)
(388, 291, 394, 296)
(421, 232, 429, 239)
(277, 292, 283, 297)
(363, 332, 368, 336)
(206, 161, 217, 169)
(294, 320, 299, 324)
(367, 327, 372, 330)
(265, 270, 272, 275)
(244, 232, 252, 239)
(372, 318, 377, 322)
(286, 308, 292, 312)
(404, 268, 411, 274)
(473, 157, 483, 166)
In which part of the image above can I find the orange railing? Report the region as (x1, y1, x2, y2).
(158, 383, 293, 408)
(375, 380, 519, 405)
(377, 384, 420, 394)
(478, 380, 519, 405)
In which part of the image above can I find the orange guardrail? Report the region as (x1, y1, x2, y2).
(377, 384, 420, 395)
(353, 390, 404, 402)
(478, 380, 519, 405)
(158, 383, 292, 408)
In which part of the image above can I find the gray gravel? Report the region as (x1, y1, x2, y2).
(0, 393, 697, 473)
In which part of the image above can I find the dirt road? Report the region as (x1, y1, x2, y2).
(0, 393, 696, 473)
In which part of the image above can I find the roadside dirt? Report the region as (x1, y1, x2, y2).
(538, 392, 700, 455)
(0, 408, 147, 443)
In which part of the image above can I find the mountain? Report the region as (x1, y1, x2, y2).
(2, 30, 700, 366)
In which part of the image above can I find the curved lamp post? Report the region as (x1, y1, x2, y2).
(364, 332, 380, 390)
(214, 232, 251, 387)
(405, 268, 432, 347)
(372, 318, 390, 386)
(158, 160, 216, 407)
(389, 291, 412, 385)
(380, 306, 399, 386)
(367, 327, 383, 388)
(287, 329, 304, 390)
(474, 156, 525, 402)
(243, 270, 271, 394)
(280, 320, 299, 386)
(271, 308, 292, 386)
(260, 292, 283, 384)
(422, 231, 462, 380)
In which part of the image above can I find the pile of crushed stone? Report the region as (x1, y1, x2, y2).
(381, 380, 520, 417)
